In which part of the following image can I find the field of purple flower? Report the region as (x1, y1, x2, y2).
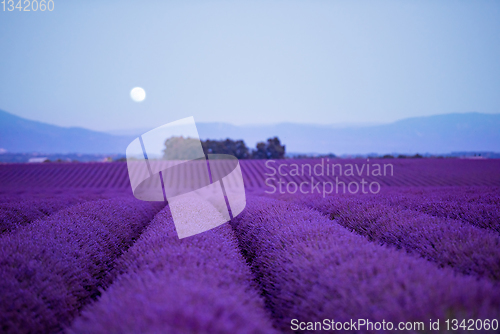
(0, 159, 499, 333)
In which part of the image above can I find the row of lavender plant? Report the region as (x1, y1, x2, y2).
(0, 198, 163, 334)
(231, 196, 500, 333)
(68, 206, 277, 334)
(274, 191, 500, 281)
(377, 186, 500, 233)
(0, 192, 127, 233)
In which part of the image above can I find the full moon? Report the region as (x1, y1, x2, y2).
(130, 87, 146, 102)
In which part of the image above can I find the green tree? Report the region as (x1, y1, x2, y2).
(202, 139, 250, 159)
(162, 136, 203, 160)
(252, 137, 285, 159)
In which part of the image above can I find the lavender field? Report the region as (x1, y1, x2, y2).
(0, 159, 499, 333)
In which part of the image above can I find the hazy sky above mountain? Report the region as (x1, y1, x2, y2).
(0, 0, 499, 131)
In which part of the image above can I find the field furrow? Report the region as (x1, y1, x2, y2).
(274, 193, 500, 281)
(231, 197, 500, 332)
(0, 197, 163, 334)
(68, 206, 277, 334)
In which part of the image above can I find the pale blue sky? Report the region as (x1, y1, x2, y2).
(0, 0, 499, 131)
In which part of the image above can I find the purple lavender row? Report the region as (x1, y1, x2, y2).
(0, 192, 125, 233)
(231, 197, 500, 332)
(279, 192, 500, 281)
(68, 207, 277, 334)
(0, 163, 131, 189)
(378, 186, 500, 233)
(241, 159, 500, 188)
(0, 198, 163, 334)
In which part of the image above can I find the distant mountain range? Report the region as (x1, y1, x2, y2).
(1, 109, 499, 155)
(197, 113, 500, 155)
(0, 110, 132, 154)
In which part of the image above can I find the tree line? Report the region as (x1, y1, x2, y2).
(202, 137, 285, 159)
(163, 136, 285, 159)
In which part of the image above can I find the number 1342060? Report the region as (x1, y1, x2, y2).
(2, 0, 54, 11)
